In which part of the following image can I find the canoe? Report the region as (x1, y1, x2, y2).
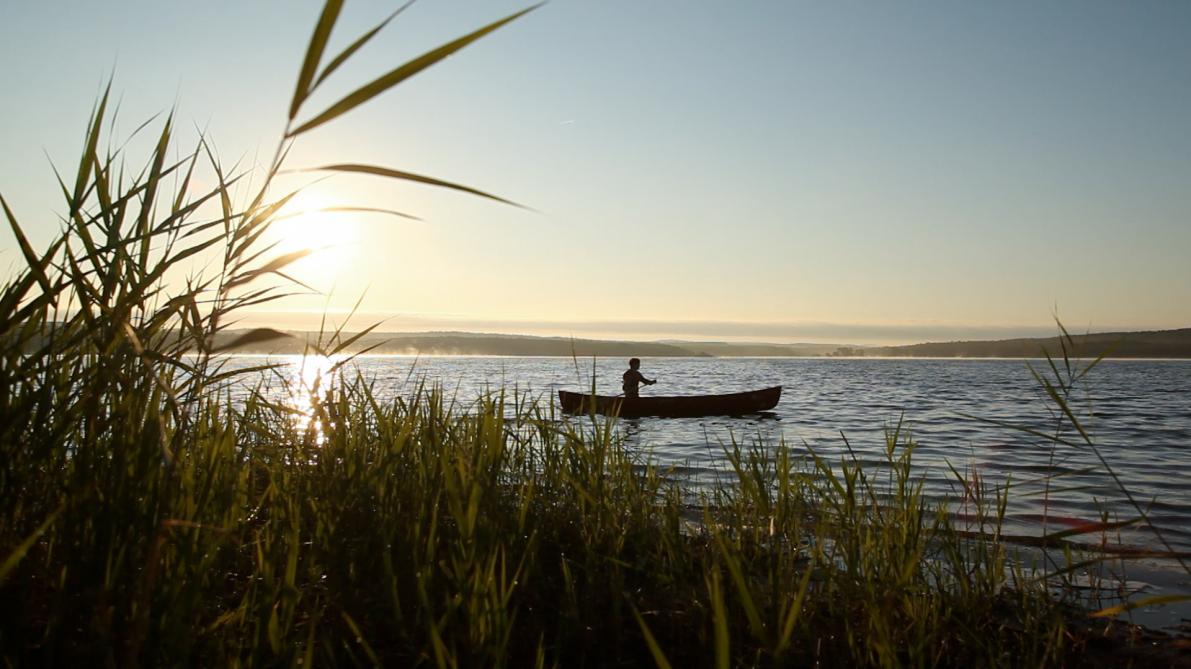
(558, 386, 781, 418)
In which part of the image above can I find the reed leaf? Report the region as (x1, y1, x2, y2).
(134, 111, 175, 261)
(630, 606, 674, 669)
(1090, 594, 1191, 618)
(0, 195, 52, 294)
(1037, 516, 1143, 542)
(72, 81, 110, 208)
(212, 328, 294, 353)
(224, 249, 311, 292)
(0, 504, 65, 585)
(707, 568, 730, 669)
(713, 530, 767, 645)
(274, 205, 422, 222)
(288, 4, 542, 137)
(775, 562, 814, 655)
(312, 1, 416, 92)
(328, 322, 382, 357)
(289, 0, 344, 121)
(307, 163, 524, 208)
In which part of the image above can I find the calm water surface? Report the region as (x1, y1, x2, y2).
(230, 355, 1191, 625)
(235, 355, 1191, 553)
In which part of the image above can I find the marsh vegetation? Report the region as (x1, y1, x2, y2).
(1, 3, 1188, 666)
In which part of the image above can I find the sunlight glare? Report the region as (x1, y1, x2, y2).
(286, 353, 342, 445)
(272, 191, 358, 290)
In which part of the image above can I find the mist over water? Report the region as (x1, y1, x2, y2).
(234, 355, 1191, 556)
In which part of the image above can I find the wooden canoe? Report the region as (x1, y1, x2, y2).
(558, 386, 781, 418)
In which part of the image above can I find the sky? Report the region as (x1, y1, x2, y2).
(1, 1, 1189, 345)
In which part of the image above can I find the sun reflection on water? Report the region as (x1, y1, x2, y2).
(286, 354, 342, 444)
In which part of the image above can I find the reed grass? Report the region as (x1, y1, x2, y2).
(4, 362, 1164, 667)
(1, 2, 1186, 666)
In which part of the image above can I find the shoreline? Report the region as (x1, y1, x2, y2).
(201, 351, 1191, 361)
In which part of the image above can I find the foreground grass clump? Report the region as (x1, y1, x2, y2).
(0, 365, 1072, 667)
(1, 346, 1159, 667)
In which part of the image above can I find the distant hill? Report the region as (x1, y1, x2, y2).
(214, 330, 708, 357)
(869, 328, 1191, 359)
(661, 341, 845, 357)
(205, 327, 1191, 358)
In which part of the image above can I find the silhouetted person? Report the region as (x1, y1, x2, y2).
(622, 358, 656, 398)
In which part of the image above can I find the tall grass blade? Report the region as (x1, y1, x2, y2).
(312, 1, 416, 91)
(708, 569, 730, 669)
(73, 81, 110, 207)
(212, 328, 294, 353)
(1037, 517, 1142, 543)
(776, 563, 814, 655)
(290, 0, 344, 120)
(288, 4, 542, 137)
(0, 195, 52, 293)
(274, 205, 422, 222)
(630, 606, 674, 669)
(0, 504, 64, 585)
(307, 163, 525, 208)
(714, 532, 766, 644)
(223, 249, 312, 291)
(1090, 594, 1191, 618)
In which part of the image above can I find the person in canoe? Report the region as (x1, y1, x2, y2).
(622, 358, 656, 399)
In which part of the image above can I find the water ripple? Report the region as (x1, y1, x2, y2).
(229, 355, 1191, 555)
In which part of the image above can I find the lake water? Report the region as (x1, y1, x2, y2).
(229, 354, 1191, 625)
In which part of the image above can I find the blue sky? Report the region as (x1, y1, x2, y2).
(1, 1, 1188, 344)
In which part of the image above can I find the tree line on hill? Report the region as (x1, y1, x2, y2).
(194, 327, 1191, 358)
(867, 328, 1191, 358)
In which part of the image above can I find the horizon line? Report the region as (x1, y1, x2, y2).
(235, 311, 1186, 347)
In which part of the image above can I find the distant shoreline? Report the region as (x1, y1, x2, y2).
(203, 327, 1191, 359)
(205, 352, 1191, 362)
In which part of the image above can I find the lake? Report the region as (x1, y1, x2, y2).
(227, 354, 1191, 625)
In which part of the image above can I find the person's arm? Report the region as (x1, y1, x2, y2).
(629, 370, 656, 385)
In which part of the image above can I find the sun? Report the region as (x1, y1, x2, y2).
(269, 190, 358, 289)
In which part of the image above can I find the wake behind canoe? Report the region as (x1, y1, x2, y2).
(558, 386, 781, 418)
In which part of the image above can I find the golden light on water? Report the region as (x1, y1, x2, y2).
(286, 354, 342, 444)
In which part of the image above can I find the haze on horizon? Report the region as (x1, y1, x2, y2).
(2, 1, 1189, 346)
(234, 310, 1151, 347)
